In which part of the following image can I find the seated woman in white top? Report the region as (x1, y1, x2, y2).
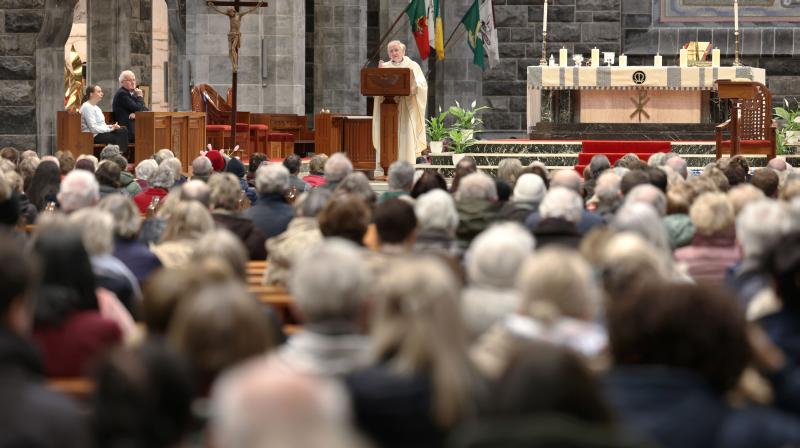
(80, 85, 129, 158)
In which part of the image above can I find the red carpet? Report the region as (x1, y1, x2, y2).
(576, 140, 671, 172)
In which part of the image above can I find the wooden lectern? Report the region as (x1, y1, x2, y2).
(715, 80, 776, 160)
(360, 67, 412, 174)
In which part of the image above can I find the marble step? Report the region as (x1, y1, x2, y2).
(429, 152, 771, 169)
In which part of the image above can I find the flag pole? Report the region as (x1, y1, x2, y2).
(363, 9, 409, 68)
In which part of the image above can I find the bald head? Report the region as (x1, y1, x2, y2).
(551, 169, 582, 195)
(666, 156, 688, 179)
(768, 157, 788, 172)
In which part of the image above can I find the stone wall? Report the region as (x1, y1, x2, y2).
(0, 0, 44, 149)
(314, 0, 366, 115)
(483, 0, 622, 134)
(186, 0, 305, 115)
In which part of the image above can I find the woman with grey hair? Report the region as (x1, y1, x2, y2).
(532, 187, 583, 249)
(97, 194, 162, 284)
(134, 159, 158, 190)
(133, 164, 174, 213)
(263, 188, 331, 286)
(496, 158, 523, 189)
(209, 172, 267, 260)
(162, 157, 187, 187)
(611, 202, 672, 259)
(346, 257, 482, 447)
(462, 222, 535, 340)
(150, 200, 215, 268)
(68, 208, 142, 317)
(414, 189, 462, 259)
(334, 172, 377, 209)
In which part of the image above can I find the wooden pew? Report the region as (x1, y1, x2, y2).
(48, 377, 95, 401)
(56, 111, 136, 158)
(247, 283, 301, 333)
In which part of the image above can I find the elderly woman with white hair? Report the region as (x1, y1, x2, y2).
(134, 159, 158, 191)
(97, 194, 162, 284)
(321, 153, 353, 191)
(500, 173, 546, 222)
(68, 208, 140, 328)
(532, 187, 583, 249)
(209, 172, 267, 260)
(674, 192, 740, 284)
(133, 163, 174, 213)
(455, 172, 500, 243)
(413, 189, 463, 259)
(346, 257, 482, 447)
(462, 223, 535, 340)
(472, 247, 607, 378)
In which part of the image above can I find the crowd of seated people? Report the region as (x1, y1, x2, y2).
(2, 142, 800, 447)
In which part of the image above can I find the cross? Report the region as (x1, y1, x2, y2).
(207, 0, 269, 150)
(629, 91, 651, 123)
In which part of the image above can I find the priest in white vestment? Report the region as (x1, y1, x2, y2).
(372, 40, 428, 165)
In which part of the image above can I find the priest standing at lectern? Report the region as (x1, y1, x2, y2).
(371, 40, 428, 165)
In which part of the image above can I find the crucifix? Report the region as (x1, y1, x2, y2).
(206, 0, 268, 149)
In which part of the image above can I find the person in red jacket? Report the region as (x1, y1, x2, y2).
(134, 163, 174, 213)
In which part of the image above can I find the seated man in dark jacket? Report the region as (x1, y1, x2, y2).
(0, 235, 89, 447)
(245, 164, 293, 239)
(111, 70, 149, 143)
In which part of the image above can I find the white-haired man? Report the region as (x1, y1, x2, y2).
(320, 153, 353, 191)
(531, 187, 583, 249)
(112, 70, 149, 143)
(371, 40, 428, 164)
(525, 169, 604, 234)
(58, 169, 100, 213)
(245, 164, 293, 238)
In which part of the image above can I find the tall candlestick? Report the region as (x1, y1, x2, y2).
(543, 0, 548, 32)
(734, 0, 739, 31)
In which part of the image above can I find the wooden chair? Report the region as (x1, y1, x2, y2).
(715, 81, 777, 160)
(191, 84, 251, 154)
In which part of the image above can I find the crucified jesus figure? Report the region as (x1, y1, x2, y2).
(207, 1, 264, 73)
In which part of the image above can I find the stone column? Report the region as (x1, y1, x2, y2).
(87, 0, 131, 110)
(166, 0, 188, 112)
(314, 0, 366, 115)
(261, 0, 305, 114)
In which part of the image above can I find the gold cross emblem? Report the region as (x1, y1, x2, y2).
(630, 90, 651, 123)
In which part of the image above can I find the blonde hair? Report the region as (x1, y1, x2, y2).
(161, 200, 214, 242)
(369, 257, 473, 427)
(517, 247, 600, 322)
(690, 192, 734, 235)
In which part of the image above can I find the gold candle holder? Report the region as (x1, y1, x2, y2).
(540, 31, 548, 66)
(733, 30, 742, 66)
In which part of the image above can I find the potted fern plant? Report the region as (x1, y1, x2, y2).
(775, 98, 800, 154)
(448, 128, 476, 165)
(448, 100, 490, 141)
(426, 108, 449, 154)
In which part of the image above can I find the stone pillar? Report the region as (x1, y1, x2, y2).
(314, 0, 366, 115)
(166, 0, 188, 112)
(0, 1, 46, 150)
(261, 0, 305, 114)
(87, 0, 131, 110)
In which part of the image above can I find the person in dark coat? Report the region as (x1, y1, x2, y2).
(604, 281, 800, 448)
(454, 172, 500, 244)
(499, 173, 546, 223)
(245, 164, 293, 240)
(0, 235, 89, 447)
(111, 70, 149, 143)
(224, 157, 257, 205)
(209, 172, 267, 260)
(532, 187, 584, 249)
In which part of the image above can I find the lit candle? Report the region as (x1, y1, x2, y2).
(734, 0, 739, 31)
(712, 48, 720, 67)
(654, 54, 662, 67)
(543, 0, 548, 32)
(559, 47, 568, 67)
(591, 48, 600, 66)
(619, 54, 627, 67)
(679, 48, 688, 67)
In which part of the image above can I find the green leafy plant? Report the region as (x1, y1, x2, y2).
(426, 107, 450, 141)
(774, 97, 800, 154)
(448, 100, 490, 131)
(448, 128, 476, 154)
